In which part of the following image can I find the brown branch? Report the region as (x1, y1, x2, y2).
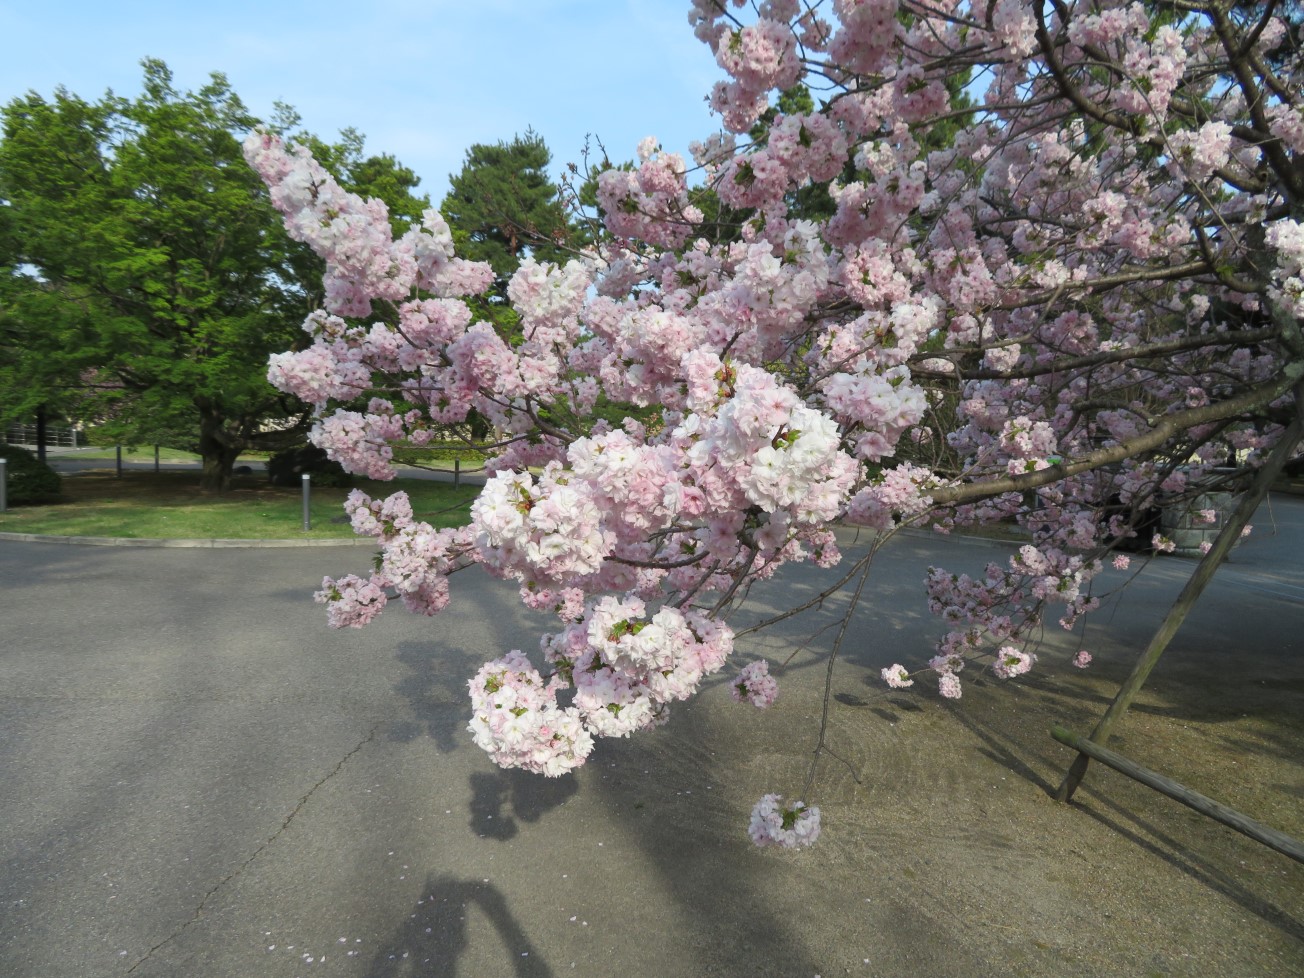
(990, 259, 1216, 311)
(929, 372, 1298, 506)
(1209, 4, 1300, 200)
(608, 550, 708, 570)
(1032, 4, 1139, 137)
(910, 326, 1280, 382)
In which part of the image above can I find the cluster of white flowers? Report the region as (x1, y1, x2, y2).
(469, 599, 735, 767)
(467, 652, 593, 776)
(1266, 220, 1304, 319)
(748, 793, 821, 848)
(685, 363, 859, 522)
(472, 466, 613, 584)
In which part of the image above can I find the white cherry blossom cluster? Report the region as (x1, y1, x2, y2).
(731, 660, 779, 709)
(467, 651, 593, 776)
(472, 467, 613, 585)
(747, 794, 821, 848)
(468, 598, 734, 769)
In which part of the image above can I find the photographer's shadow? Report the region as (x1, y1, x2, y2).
(364, 874, 552, 977)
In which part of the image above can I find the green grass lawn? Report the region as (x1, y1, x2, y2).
(60, 443, 489, 470)
(0, 469, 479, 539)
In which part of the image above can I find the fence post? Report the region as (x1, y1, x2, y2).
(116, 445, 123, 478)
(0, 458, 7, 513)
(154, 445, 160, 474)
(302, 473, 311, 531)
(454, 458, 460, 486)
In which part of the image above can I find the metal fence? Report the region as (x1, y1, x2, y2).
(4, 423, 80, 448)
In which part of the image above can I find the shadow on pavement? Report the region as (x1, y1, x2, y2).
(364, 875, 552, 978)
(468, 770, 579, 842)
(1073, 787, 1304, 944)
(388, 639, 488, 752)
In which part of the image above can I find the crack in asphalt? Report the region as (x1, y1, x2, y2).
(125, 722, 381, 974)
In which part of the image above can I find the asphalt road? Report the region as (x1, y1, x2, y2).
(1, 497, 1301, 977)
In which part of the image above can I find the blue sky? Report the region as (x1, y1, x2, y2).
(0, 0, 726, 202)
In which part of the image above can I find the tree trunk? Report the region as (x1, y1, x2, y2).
(196, 403, 243, 493)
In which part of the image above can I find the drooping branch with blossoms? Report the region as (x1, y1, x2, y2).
(248, 0, 1303, 846)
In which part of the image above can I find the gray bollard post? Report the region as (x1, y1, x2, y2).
(116, 445, 123, 478)
(0, 458, 7, 513)
(302, 473, 311, 531)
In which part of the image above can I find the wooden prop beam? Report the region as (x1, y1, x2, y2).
(1052, 726, 1304, 864)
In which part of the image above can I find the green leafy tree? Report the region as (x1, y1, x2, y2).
(0, 61, 429, 490)
(441, 129, 577, 291)
(0, 93, 102, 447)
(0, 273, 89, 446)
(0, 61, 305, 489)
(440, 130, 582, 442)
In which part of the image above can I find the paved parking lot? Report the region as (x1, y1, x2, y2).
(1, 497, 1302, 977)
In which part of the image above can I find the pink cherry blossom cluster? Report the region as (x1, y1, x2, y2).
(1166, 122, 1234, 183)
(1266, 221, 1304, 319)
(747, 793, 821, 848)
(881, 664, 912, 689)
(991, 646, 1036, 680)
(253, 0, 1301, 844)
(731, 660, 779, 708)
(313, 574, 387, 630)
(595, 149, 702, 248)
(468, 597, 734, 771)
(313, 490, 475, 624)
(467, 651, 593, 776)
(710, 19, 802, 132)
(245, 133, 493, 315)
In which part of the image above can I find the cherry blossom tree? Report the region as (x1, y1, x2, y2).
(247, 0, 1302, 846)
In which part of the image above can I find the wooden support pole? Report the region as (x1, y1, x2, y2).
(1056, 402, 1304, 803)
(1052, 726, 1304, 864)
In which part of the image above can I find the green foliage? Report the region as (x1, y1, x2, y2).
(0, 470, 477, 539)
(390, 441, 489, 465)
(441, 130, 577, 288)
(0, 443, 62, 503)
(0, 60, 429, 491)
(0, 61, 304, 489)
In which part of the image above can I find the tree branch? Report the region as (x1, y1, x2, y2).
(929, 372, 1299, 506)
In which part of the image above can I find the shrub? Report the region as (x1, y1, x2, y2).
(266, 443, 351, 488)
(0, 444, 62, 503)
